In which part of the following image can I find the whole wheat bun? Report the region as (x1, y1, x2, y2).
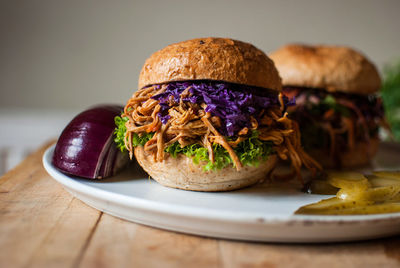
(308, 138, 379, 169)
(134, 146, 278, 191)
(270, 44, 381, 94)
(134, 38, 281, 191)
(138, 37, 282, 91)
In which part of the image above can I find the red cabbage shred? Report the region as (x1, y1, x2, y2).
(151, 81, 293, 136)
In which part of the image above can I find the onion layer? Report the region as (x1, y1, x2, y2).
(52, 105, 128, 179)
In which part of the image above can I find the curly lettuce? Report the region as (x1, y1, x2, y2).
(163, 131, 272, 171)
(381, 60, 400, 141)
(114, 116, 128, 152)
(114, 117, 273, 171)
(307, 94, 350, 117)
(114, 116, 154, 152)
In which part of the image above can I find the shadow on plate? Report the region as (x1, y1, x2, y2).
(98, 160, 148, 183)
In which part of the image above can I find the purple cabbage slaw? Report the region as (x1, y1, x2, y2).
(151, 81, 294, 136)
(283, 86, 384, 120)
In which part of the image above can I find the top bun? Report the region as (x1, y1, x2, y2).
(269, 44, 381, 94)
(138, 37, 282, 91)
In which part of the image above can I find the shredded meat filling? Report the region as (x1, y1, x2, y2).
(283, 86, 388, 167)
(123, 84, 321, 180)
(284, 87, 390, 167)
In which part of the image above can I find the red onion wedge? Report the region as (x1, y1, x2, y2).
(52, 105, 128, 179)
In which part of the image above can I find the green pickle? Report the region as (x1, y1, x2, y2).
(332, 203, 400, 215)
(337, 185, 400, 202)
(296, 200, 400, 215)
(295, 197, 374, 215)
(296, 171, 400, 215)
(368, 176, 400, 187)
(372, 171, 400, 181)
(327, 172, 371, 190)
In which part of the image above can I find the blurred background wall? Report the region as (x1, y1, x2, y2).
(0, 0, 399, 174)
(1, 0, 400, 110)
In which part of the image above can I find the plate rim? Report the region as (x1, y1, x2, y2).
(43, 145, 400, 225)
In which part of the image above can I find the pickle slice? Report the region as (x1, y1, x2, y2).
(337, 185, 400, 202)
(372, 171, 400, 181)
(326, 172, 371, 190)
(295, 197, 374, 215)
(297, 202, 400, 215)
(297, 171, 400, 215)
(368, 176, 400, 187)
(335, 202, 400, 215)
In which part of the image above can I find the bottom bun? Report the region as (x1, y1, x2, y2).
(134, 146, 278, 191)
(308, 138, 379, 169)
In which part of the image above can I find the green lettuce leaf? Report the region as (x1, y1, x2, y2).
(306, 94, 350, 117)
(320, 95, 350, 117)
(132, 132, 154, 147)
(115, 115, 273, 170)
(165, 131, 273, 171)
(114, 116, 154, 152)
(114, 116, 128, 152)
(381, 60, 400, 141)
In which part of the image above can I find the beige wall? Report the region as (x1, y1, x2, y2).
(1, 0, 399, 110)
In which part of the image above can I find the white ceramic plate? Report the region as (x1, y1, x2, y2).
(43, 144, 400, 243)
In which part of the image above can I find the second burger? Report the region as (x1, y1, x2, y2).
(270, 44, 386, 168)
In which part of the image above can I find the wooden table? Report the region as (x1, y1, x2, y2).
(1, 142, 400, 268)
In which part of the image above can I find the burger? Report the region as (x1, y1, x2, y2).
(270, 44, 385, 168)
(115, 38, 320, 191)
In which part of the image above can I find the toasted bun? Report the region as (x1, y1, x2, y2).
(138, 37, 282, 91)
(134, 146, 278, 191)
(270, 44, 381, 94)
(308, 138, 379, 169)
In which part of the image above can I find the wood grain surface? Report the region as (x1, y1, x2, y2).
(1, 142, 400, 268)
